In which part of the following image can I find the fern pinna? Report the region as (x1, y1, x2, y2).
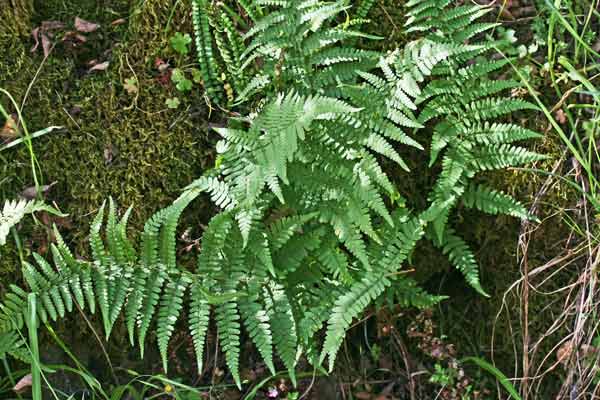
(0, 0, 544, 387)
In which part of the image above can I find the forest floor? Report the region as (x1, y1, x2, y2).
(1, 0, 598, 399)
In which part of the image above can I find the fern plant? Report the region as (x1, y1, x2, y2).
(0, 199, 63, 247)
(0, 0, 545, 388)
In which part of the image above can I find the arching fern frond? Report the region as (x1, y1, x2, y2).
(0, 0, 545, 388)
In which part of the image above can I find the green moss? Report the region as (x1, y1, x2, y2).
(360, 0, 406, 51)
(0, 0, 212, 346)
(0, 0, 33, 38)
(1, 0, 214, 245)
(0, 0, 217, 387)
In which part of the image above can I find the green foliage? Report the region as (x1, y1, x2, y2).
(170, 32, 192, 55)
(171, 68, 193, 92)
(0, 199, 64, 246)
(0, 0, 544, 389)
(165, 97, 181, 108)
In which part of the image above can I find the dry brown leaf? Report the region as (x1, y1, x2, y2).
(31, 21, 62, 57)
(41, 20, 65, 30)
(88, 61, 110, 73)
(75, 17, 100, 33)
(62, 31, 87, 44)
(41, 33, 52, 58)
(355, 391, 372, 400)
(1, 114, 19, 141)
(557, 342, 572, 366)
(13, 374, 32, 393)
(111, 18, 127, 26)
(30, 27, 40, 53)
(21, 182, 57, 200)
(555, 109, 567, 124)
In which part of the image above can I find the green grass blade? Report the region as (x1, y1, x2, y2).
(26, 294, 42, 400)
(462, 356, 522, 400)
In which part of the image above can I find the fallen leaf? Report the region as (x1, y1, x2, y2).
(31, 21, 64, 56)
(41, 33, 52, 58)
(555, 109, 567, 124)
(30, 27, 40, 53)
(62, 31, 87, 44)
(41, 20, 65, 30)
(354, 392, 372, 400)
(88, 61, 110, 73)
(557, 342, 572, 366)
(13, 374, 32, 393)
(111, 18, 127, 26)
(1, 114, 19, 141)
(75, 17, 100, 33)
(21, 182, 57, 200)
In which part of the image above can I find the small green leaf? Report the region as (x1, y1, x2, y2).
(170, 32, 191, 55)
(171, 68, 193, 92)
(176, 78, 193, 92)
(165, 97, 180, 109)
(171, 68, 185, 83)
(191, 68, 202, 83)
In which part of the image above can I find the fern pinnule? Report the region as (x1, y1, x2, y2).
(189, 282, 211, 372)
(462, 183, 532, 220)
(266, 283, 298, 385)
(216, 299, 242, 388)
(239, 295, 275, 374)
(157, 275, 191, 372)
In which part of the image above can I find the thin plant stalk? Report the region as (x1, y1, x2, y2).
(26, 294, 41, 400)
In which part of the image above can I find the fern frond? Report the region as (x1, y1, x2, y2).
(189, 282, 211, 372)
(216, 299, 242, 388)
(239, 294, 275, 374)
(266, 283, 298, 385)
(473, 144, 546, 171)
(192, 0, 223, 102)
(462, 183, 532, 220)
(157, 275, 190, 372)
(428, 227, 488, 296)
(322, 214, 425, 370)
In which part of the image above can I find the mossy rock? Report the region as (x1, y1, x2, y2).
(1, 0, 214, 242)
(0, 1, 215, 384)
